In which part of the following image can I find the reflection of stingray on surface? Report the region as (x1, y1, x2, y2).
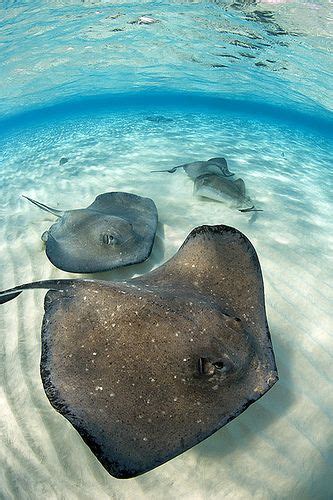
(0, 224, 278, 479)
(22, 192, 158, 274)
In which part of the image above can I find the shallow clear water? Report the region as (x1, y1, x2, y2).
(1, 1, 333, 499)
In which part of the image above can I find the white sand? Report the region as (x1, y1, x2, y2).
(0, 109, 332, 498)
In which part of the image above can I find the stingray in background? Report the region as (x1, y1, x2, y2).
(151, 157, 235, 178)
(151, 157, 262, 212)
(194, 174, 263, 213)
(59, 157, 69, 166)
(22, 192, 158, 274)
(0, 224, 278, 479)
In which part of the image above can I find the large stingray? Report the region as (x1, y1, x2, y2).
(23, 192, 158, 273)
(194, 174, 263, 212)
(0, 225, 278, 478)
(151, 157, 234, 178)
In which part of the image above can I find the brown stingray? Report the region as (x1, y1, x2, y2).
(0, 225, 278, 479)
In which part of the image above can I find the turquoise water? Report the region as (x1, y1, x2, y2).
(1, 2, 332, 499)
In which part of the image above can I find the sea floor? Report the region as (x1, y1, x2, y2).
(0, 107, 332, 499)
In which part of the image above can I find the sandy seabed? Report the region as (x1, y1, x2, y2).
(0, 109, 332, 499)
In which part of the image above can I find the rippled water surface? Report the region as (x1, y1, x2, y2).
(1, 0, 332, 116)
(0, 1, 332, 499)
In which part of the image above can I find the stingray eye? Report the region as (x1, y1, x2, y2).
(101, 234, 116, 245)
(198, 357, 233, 377)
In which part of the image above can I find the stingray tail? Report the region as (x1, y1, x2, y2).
(150, 165, 183, 174)
(22, 195, 64, 217)
(0, 291, 23, 304)
(0, 279, 93, 305)
(239, 206, 264, 213)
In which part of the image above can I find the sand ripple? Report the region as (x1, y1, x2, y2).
(0, 110, 332, 498)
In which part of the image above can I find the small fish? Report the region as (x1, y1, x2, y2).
(59, 157, 69, 166)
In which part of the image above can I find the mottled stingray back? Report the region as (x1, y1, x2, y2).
(194, 174, 252, 208)
(183, 161, 229, 180)
(46, 192, 158, 273)
(40, 225, 277, 478)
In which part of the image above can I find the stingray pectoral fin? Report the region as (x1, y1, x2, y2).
(233, 178, 246, 196)
(144, 225, 276, 363)
(207, 157, 227, 164)
(207, 157, 234, 176)
(22, 195, 64, 217)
